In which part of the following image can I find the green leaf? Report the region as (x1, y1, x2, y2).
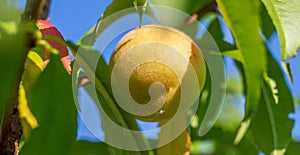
(281, 62, 293, 82)
(250, 51, 294, 154)
(78, 0, 139, 45)
(75, 47, 148, 155)
(103, 0, 135, 19)
(195, 66, 212, 129)
(134, 0, 147, 26)
(66, 40, 79, 56)
(75, 46, 126, 126)
(260, 2, 275, 39)
(0, 1, 22, 21)
(22, 51, 44, 97)
(150, 0, 212, 15)
(199, 17, 237, 52)
(0, 19, 26, 120)
(195, 127, 259, 155)
(68, 141, 109, 155)
(286, 141, 300, 155)
(222, 50, 243, 63)
(250, 80, 292, 154)
(18, 84, 38, 140)
(261, 0, 300, 59)
(216, 0, 266, 119)
(18, 50, 44, 140)
(82, 84, 147, 155)
(134, 0, 146, 6)
(20, 54, 77, 155)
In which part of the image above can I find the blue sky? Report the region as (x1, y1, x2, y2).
(47, 0, 300, 98)
(16, 0, 300, 142)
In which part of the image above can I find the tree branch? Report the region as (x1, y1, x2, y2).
(39, 0, 51, 20)
(0, 0, 50, 154)
(180, 1, 218, 30)
(22, 0, 46, 21)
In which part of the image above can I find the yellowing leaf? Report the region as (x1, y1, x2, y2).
(18, 51, 44, 140)
(27, 51, 44, 70)
(18, 84, 38, 140)
(22, 51, 44, 96)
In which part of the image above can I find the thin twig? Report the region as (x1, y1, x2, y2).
(180, 1, 218, 30)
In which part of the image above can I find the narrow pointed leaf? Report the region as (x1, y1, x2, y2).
(18, 84, 38, 140)
(18, 51, 44, 140)
(216, 0, 266, 119)
(250, 52, 294, 154)
(260, 2, 275, 39)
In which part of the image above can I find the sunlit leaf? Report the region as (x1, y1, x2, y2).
(20, 54, 77, 155)
(222, 50, 243, 63)
(18, 50, 44, 140)
(133, 0, 147, 25)
(103, 0, 135, 19)
(150, 0, 212, 15)
(18, 84, 38, 140)
(216, 0, 266, 119)
(22, 51, 44, 97)
(261, 0, 300, 59)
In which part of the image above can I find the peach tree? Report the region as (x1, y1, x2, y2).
(0, 0, 299, 154)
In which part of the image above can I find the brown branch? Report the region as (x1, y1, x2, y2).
(0, 94, 23, 155)
(0, 0, 50, 155)
(39, 0, 51, 20)
(22, 0, 46, 21)
(180, 1, 218, 30)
